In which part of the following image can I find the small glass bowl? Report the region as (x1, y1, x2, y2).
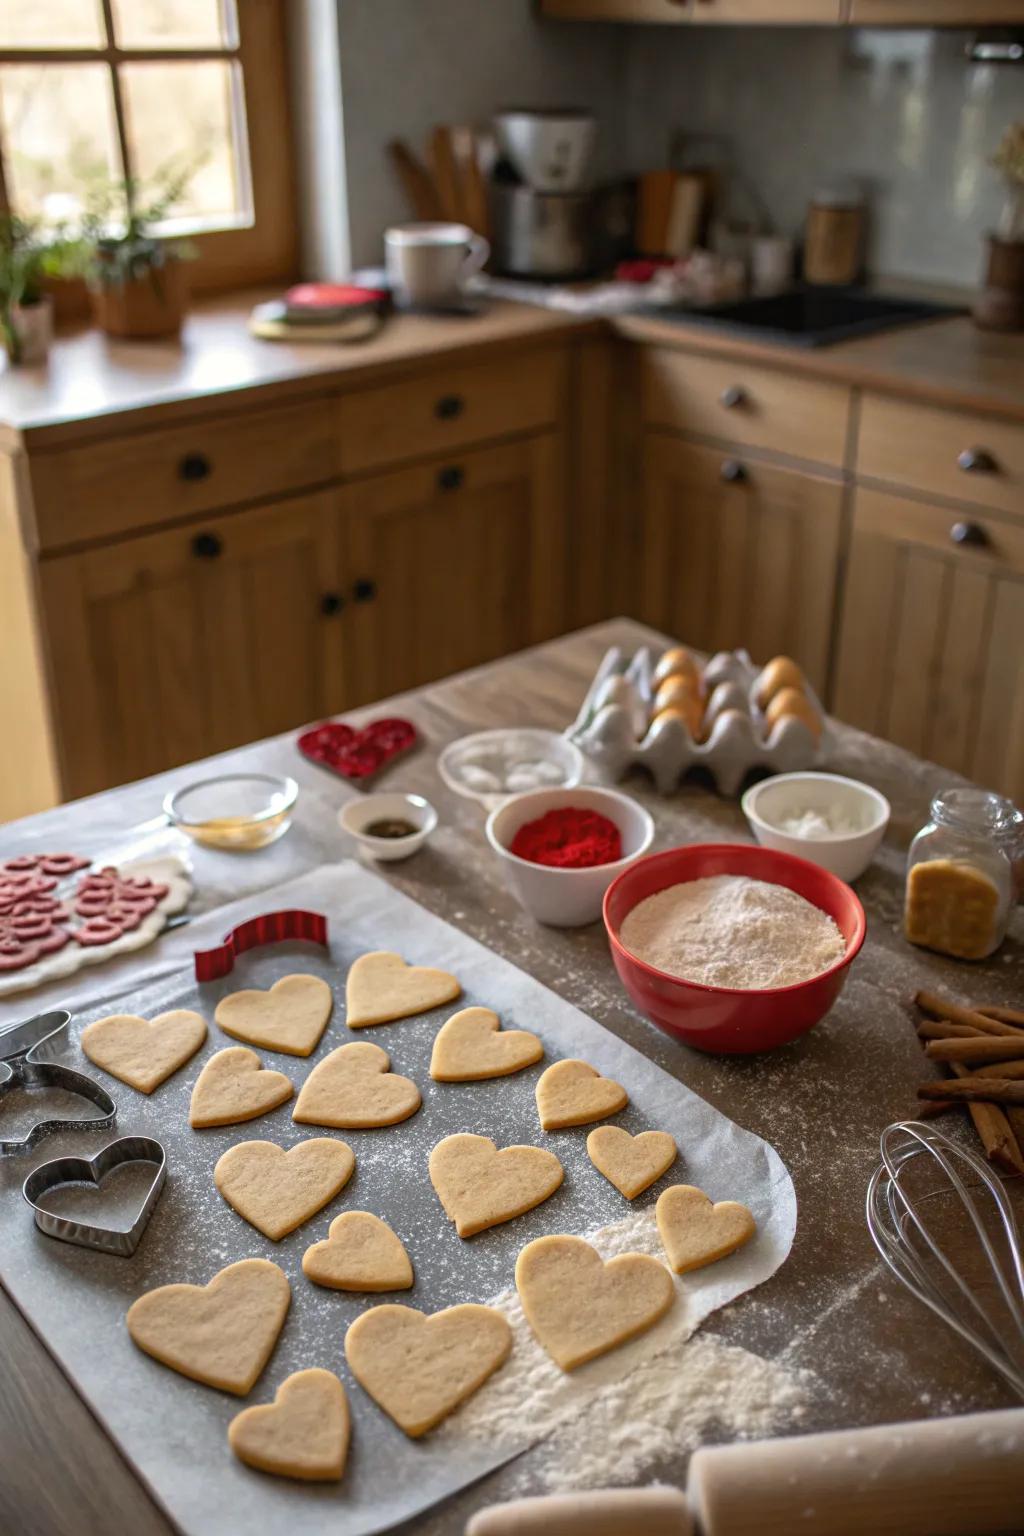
(164, 773, 298, 851)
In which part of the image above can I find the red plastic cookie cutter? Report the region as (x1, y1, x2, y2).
(194, 909, 328, 982)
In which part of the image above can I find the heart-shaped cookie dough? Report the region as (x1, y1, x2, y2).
(429, 1133, 563, 1238)
(126, 1257, 290, 1395)
(346, 950, 461, 1029)
(81, 1009, 207, 1093)
(189, 1047, 294, 1129)
(516, 1234, 674, 1371)
(535, 1059, 628, 1131)
(345, 1302, 512, 1437)
(587, 1126, 677, 1200)
(228, 1368, 350, 1482)
(655, 1184, 756, 1274)
(214, 1138, 355, 1241)
(215, 974, 333, 1058)
(430, 1006, 544, 1082)
(292, 1041, 420, 1128)
(303, 1211, 413, 1292)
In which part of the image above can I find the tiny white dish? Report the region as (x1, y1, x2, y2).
(742, 771, 890, 883)
(486, 785, 655, 928)
(438, 728, 584, 810)
(339, 792, 437, 863)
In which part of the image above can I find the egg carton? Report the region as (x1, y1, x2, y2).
(566, 646, 826, 797)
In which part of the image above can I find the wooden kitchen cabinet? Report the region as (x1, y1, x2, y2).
(833, 487, 1024, 800)
(540, 0, 689, 21)
(691, 0, 842, 21)
(343, 435, 566, 703)
(639, 434, 843, 695)
(38, 490, 346, 799)
(848, 1, 1024, 22)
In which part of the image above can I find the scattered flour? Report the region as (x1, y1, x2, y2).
(774, 806, 864, 838)
(619, 875, 846, 989)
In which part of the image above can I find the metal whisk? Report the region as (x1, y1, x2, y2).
(866, 1120, 1024, 1398)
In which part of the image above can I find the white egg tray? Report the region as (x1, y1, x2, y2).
(566, 646, 825, 798)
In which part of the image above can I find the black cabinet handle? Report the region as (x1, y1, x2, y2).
(353, 578, 377, 603)
(320, 592, 345, 616)
(957, 447, 998, 474)
(191, 531, 222, 559)
(438, 465, 464, 491)
(950, 520, 989, 549)
(179, 452, 211, 482)
(435, 394, 464, 420)
(720, 459, 747, 484)
(719, 384, 747, 409)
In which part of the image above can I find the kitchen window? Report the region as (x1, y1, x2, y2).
(0, 0, 295, 290)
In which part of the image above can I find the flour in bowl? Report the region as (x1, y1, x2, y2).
(619, 875, 846, 989)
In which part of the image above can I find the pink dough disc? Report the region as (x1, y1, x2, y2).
(73, 917, 125, 947)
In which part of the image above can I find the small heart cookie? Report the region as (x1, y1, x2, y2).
(292, 1041, 420, 1129)
(346, 950, 461, 1028)
(429, 1133, 563, 1238)
(215, 974, 333, 1057)
(655, 1184, 756, 1274)
(303, 1211, 413, 1292)
(345, 1302, 512, 1437)
(189, 1047, 294, 1129)
(430, 1006, 543, 1082)
(536, 1059, 627, 1131)
(81, 1009, 207, 1093)
(126, 1257, 290, 1395)
(228, 1368, 350, 1482)
(516, 1234, 674, 1371)
(214, 1138, 355, 1240)
(587, 1126, 677, 1200)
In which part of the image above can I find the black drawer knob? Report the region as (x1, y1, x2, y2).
(957, 447, 997, 474)
(435, 394, 465, 420)
(320, 592, 345, 616)
(438, 465, 464, 492)
(353, 578, 377, 603)
(191, 531, 222, 559)
(179, 452, 212, 482)
(720, 384, 747, 409)
(720, 459, 747, 484)
(950, 520, 989, 549)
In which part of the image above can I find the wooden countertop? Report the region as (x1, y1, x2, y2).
(0, 618, 1020, 1536)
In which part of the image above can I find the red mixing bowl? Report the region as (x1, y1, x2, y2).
(603, 843, 866, 1054)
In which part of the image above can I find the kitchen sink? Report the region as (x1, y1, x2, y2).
(639, 287, 963, 348)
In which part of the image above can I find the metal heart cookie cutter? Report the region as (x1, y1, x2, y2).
(0, 1009, 117, 1156)
(23, 1135, 166, 1257)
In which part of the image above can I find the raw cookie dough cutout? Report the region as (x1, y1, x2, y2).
(430, 1006, 544, 1081)
(81, 1009, 207, 1093)
(536, 1058, 628, 1131)
(346, 950, 461, 1028)
(587, 1126, 678, 1200)
(215, 974, 333, 1057)
(656, 1184, 756, 1274)
(214, 1138, 355, 1240)
(228, 1368, 350, 1482)
(293, 1041, 420, 1128)
(303, 1211, 413, 1292)
(345, 1302, 512, 1437)
(429, 1133, 563, 1237)
(190, 1047, 294, 1129)
(126, 1258, 290, 1396)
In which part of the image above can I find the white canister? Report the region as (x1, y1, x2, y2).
(751, 236, 795, 297)
(384, 222, 490, 309)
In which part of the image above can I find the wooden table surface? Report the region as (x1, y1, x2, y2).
(2, 618, 1021, 1536)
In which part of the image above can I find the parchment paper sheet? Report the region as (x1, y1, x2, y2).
(0, 862, 796, 1536)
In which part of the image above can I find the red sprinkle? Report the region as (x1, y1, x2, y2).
(510, 807, 623, 869)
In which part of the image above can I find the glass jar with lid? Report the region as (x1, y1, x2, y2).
(904, 788, 1023, 960)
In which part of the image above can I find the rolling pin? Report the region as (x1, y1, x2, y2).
(466, 1408, 1024, 1536)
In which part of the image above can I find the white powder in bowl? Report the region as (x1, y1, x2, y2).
(619, 874, 846, 989)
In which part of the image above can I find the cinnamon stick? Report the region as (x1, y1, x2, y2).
(975, 1005, 1024, 1029)
(916, 1020, 981, 1041)
(915, 991, 1021, 1037)
(950, 1063, 1024, 1175)
(924, 1037, 1024, 1064)
(918, 1078, 1024, 1105)
(974, 1059, 1024, 1080)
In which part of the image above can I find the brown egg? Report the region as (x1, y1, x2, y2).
(764, 687, 822, 741)
(654, 674, 701, 715)
(653, 646, 699, 689)
(652, 698, 702, 740)
(754, 656, 804, 708)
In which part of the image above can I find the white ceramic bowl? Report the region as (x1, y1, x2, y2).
(438, 728, 584, 810)
(494, 110, 597, 193)
(741, 771, 890, 883)
(486, 785, 655, 927)
(339, 792, 437, 863)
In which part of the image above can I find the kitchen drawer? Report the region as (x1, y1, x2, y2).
(30, 396, 339, 551)
(642, 347, 850, 467)
(339, 348, 565, 475)
(857, 393, 1024, 520)
(852, 484, 1024, 577)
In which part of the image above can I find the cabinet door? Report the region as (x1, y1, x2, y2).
(849, 1, 1024, 22)
(834, 489, 1024, 800)
(640, 434, 843, 694)
(692, 0, 842, 19)
(40, 491, 345, 797)
(343, 435, 566, 703)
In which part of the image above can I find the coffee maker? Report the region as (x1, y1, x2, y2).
(490, 109, 598, 280)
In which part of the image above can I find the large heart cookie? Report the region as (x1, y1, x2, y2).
(655, 1184, 756, 1274)
(190, 1047, 294, 1129)
(228, 1368, 350, 1482)
(535, 1059, 628, 1131)
(345, 1302, 512, 1437)
(303, 1211, 413, 1292)
(516, 1234, 674, 1371)
(81, 1009, 207, 1093)
(126, 1257, 290, 1395)
(215, 975, 333, 1058)
(587, 1126, 677, 1200)
(430, 1007, 543, 1082)
(292, 1042, 420, 1129)
(214, 1138, 355, 1241)
(346, 950, 461, 1028)
(429, 1133, 563, 1238)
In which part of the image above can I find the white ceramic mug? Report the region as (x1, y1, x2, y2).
(384, 222, 490, 309)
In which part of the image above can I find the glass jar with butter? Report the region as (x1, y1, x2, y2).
(904, 788, 1022, 960)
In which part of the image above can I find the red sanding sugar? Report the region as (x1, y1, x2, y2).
(510, 806, 623, 869)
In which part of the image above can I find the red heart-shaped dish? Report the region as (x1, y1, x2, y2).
(297, 718, 418, 783)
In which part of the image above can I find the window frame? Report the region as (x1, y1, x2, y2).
(0, 0, 296, 293)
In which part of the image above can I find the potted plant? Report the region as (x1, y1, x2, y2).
(0, 215, 83, 366)
(976, 121, 1024, 331)
(83, 167, 197, 340)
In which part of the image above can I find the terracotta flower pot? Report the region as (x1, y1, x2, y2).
(91, 258, 188, 340)
(973, 234, 1024, 333)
